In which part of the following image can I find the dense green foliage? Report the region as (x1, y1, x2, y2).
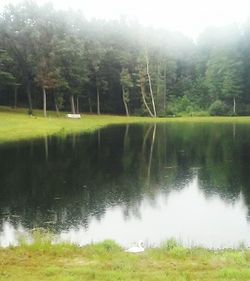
(0, 1, 250, 116)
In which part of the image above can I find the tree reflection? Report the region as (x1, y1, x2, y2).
(0, 123, 250, 233)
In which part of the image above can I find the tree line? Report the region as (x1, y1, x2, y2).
(0, 1, 250, 117)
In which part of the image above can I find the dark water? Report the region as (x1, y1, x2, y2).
(0, 123, 250, 248)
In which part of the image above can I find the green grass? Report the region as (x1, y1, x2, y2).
(1, 106, 250, 144)
(1, 240, 250, 281)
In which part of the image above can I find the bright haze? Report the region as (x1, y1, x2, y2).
(1, 0, 250, 38)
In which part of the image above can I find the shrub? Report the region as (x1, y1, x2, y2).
(208, 100, 227, 116)
(167, 96, 202, 116)
(175, 95, 192, 113)
(191, 111, 209, 116)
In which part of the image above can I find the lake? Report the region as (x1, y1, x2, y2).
(0, 123, 250, 248)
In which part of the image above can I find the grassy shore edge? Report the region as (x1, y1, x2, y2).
(1, 106, 250, 144)
(1, 240, 250, 281)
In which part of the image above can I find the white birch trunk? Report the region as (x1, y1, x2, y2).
(140, 82, 154, 117)
(122, 86, 129, 116)
(233, 97, 236, 115)
(145, 49, 157, 117)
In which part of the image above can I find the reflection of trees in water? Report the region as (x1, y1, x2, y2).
(0, 123, 250, 231)
(168, 124, 250, 215)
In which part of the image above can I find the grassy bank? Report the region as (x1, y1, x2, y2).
(1, 106, 250, 144)
(1, 240, 250, 281)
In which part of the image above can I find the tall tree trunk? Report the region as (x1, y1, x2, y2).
(140, 82, 154, 117)
(163, 63, 167, 113)
(14, 85, 18, 109)
(233, 97, 236, 115)
(55, 102, 60, 117)
(97, 87, 100, 115)
(43, 86, 47, 117)
(76, 96, 79, 114)
(88, 96, 93, 113)
(122, 86, 129, 116)
(145, 49, 157, 117)
(70, 95, 76, 114)
(54, 95, 60, 117)
(156, 64, 160, 115)
(27, 80, 33, 115)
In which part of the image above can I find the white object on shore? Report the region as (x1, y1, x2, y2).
(67, 114, 81, 119)
(125, 240, 144, 253)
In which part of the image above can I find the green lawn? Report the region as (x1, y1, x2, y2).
(1, 106, 250, 144)
(0, 241, 250, 281)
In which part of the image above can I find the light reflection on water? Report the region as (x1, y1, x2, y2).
(0, 222, 26, 247)
(1, 176, 250, 248)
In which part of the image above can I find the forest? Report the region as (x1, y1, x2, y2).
(0, 1, 250, 117)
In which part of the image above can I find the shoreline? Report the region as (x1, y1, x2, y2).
(1, 106, 250, 144)
(1, 240, 250, 280)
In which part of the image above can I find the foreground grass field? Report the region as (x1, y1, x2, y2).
(1, 106, 250, 143)
(1, 240, 250, 281)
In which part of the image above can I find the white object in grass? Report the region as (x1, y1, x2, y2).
(67, 114, 81, 119)
(125, 240, 144, 253)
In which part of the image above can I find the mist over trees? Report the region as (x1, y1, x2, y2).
(0, 1, 250, 116)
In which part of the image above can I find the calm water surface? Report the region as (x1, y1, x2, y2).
(0, 123, 250, 248)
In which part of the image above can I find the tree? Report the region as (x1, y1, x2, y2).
(0, 48, 22, 108)
(144, 48, 156, 117)
(120, 68, 133, 116)
(221, 59, 243, 115)
(0, 2, 249, 116)
(205, 50, 243, 114)
(1, 2, 41, 114)
(55, 37, 88, 114)
(35, 56, 61, 117)
(137, 50, 157, 117)
(86, 41, 108, 115)
(0, 49, 15, 85)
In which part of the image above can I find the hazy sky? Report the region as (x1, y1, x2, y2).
(1, 0, 250, 38)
